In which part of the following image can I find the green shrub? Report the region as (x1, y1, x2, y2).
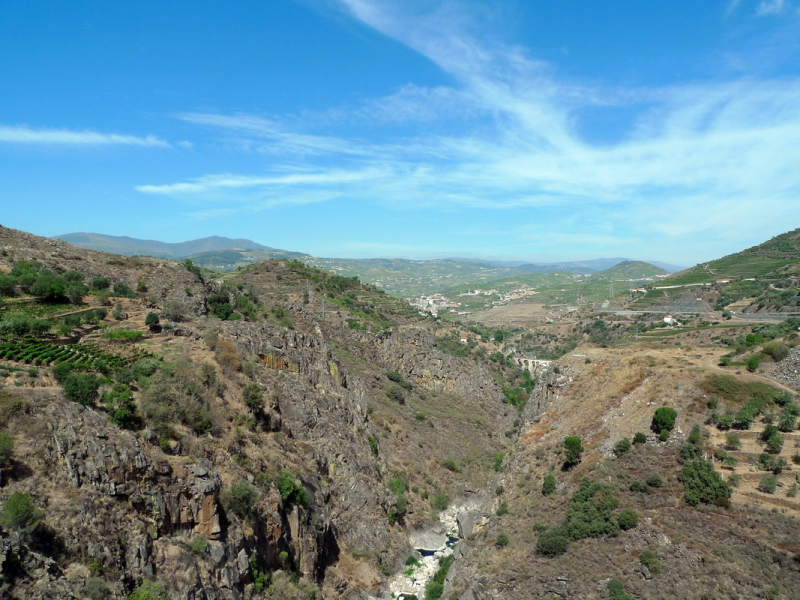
(679, 459, 732, 506)
(104, 383, 136, 429)
(645, 473, 663, 488)
(111, 281, 133, 297)
(766, 431, 784, 454)
(614, 438, 631, 456)
(717, 412, 734, 430)
(0, 491, 43, 533)
(759, 474, 778, 494)
(63, 372, 101, 406)
(90, 277, 110, 291)
(746, 354, 760, 372)
(535, 528, 569, 556)
(639, 549, 662, 575)
(84, 577, 109, 599)
(679, 442, 703, 463)
(441, 458, 460, 473)
(778, 410, 797, 432)
(495, 532, 509, 547)
(127, 579, 167, 600)
(687, 424, 702, 445)
(386, 385, 406, 404)
(430, 489, 449, 511)
(112, 304, 125, 320)
(496, 502, 508, 516)
(278, 469, 310, 507)
(632, 432, 647, 444)
(651, 407, 677, 434)
(492, 452, 505, 472)
(618, 508, 639, 530)
(386, 370, 412, 390)
(563, 436, 583, 468)
(659, 429, 670, 442)
(101, 329, 143, 342)
(0, 432, 13, 465)
(564, 479, 619, 540)
(424, 555, 453, 600)
(145, 313, 160, 329)
(189, 534, 208, 555)
(367, 434, 378, 456)
(725, 432, 741, 450)
(607, 578, 637, 600)
(542, 473, 556, 496)
(763, 342, 790, 362)
(630, 480, 650, 494)
(222, 480, 258, 519)
(242, 383, 263, 412)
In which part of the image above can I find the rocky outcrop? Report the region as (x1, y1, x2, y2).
(0, 392, 346, 599)
(522, 363, 572, 423)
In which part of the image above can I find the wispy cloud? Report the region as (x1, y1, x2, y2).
(756, 0, 787, 15)
(139, 0, 800, 260)
(0, 125, 169, 147)
(175, 113, 373, 156)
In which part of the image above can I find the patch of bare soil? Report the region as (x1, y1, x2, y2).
(465, 301, 580, 328)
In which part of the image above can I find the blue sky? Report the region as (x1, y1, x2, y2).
(1, 0, 799, 266)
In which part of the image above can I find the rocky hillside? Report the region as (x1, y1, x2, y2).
(445, 343, 800, 599)
(2, 224, 800, 600)
(0, 225, 527, 599)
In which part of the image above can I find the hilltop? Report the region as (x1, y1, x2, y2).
(53, 232, 283, 259)
(630, 227, 800, 313)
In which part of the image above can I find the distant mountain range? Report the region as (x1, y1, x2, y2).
(448, 256, 684, 273)
(52, 232, 684, 297)
(54, 232, 279, 259)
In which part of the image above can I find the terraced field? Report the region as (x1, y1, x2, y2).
(0, 338, 152, 370)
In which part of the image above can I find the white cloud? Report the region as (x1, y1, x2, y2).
(0, 125, 169, 147)
(175, 113, 372, 156)
(756, 0, 786, 15)
(139, 0, 800, 257)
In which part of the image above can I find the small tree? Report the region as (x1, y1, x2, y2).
(542, 473, 556, 496)
(145, 312, 160, 330)
(62, 372, 101, 406)
(679, 459, 732, 506)
(640, 549, 663, 575)
(759, 474, 778, 494)
(725, 432, 741, 450)
(651, 407, 677, 434)
(0, 432, 13, 465)
(222, 480, 258, 519)
(618, 508, 639, 530)
(536, 528, 569, 556)
(563, 436, 583, 468)
(766, 431, 784, 454)
(90, 276, 110, 291)
(614, 438, 631, 456)
(633, 432, 647, 445)
(128, 580, 167, 600)
(0, 491, 44, 533)
(242, 383, 263, 412)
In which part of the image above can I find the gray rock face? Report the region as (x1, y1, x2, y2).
(456, 511, 485, 539)
(409, 526, 448, 552)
